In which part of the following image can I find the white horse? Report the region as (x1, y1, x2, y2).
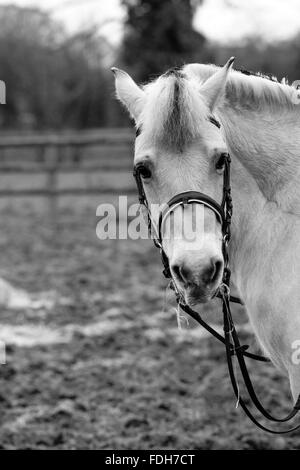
(112, 58, 300, 402)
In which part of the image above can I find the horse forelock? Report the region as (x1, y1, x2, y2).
(139, 69, 207, 151)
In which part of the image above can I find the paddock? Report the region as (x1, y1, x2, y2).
(0, 129, 298, 449)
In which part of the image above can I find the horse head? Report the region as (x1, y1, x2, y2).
(112, 58, 234, 305)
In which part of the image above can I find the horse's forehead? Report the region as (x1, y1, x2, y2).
(139, 73, 209, 150)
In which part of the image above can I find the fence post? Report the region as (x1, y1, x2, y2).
(45, 143, 58, 231)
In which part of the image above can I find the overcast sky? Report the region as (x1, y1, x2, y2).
(1, 0, 300, 44)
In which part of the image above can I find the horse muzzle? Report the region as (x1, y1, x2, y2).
(171, 255, 224, 304)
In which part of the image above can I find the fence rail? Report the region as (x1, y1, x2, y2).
(0, 128, 134, 147)
(0, 129, 135, 198)
(0, 129, 136, 226)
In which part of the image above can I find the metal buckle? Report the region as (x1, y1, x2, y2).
(219, 283, 231, 299)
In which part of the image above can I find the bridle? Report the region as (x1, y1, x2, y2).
(133, 120, 300, 434)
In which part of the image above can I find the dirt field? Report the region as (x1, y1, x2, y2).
(0, 202, 299, 450)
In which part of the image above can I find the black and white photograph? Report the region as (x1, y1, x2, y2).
(0, 0, 300, 453)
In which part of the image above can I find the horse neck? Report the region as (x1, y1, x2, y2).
(220, 104, 300, 209)
(219, 103, 300, 302)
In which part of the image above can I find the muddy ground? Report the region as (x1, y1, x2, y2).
(0, 205, 299, 450)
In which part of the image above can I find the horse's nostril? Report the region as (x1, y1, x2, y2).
(202, 259, 223, 285)
(172, 264, 181, 281)
(172, 258, 223, 287)
(212, 260, 223, 283)
(172, 263, 193, 285)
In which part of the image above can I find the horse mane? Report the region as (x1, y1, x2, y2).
(183, 63, 300, 112)
(138, 63, 300, 150)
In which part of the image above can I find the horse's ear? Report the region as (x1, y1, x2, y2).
(111, 67, 145, 121)
(200, 57, 235, 111)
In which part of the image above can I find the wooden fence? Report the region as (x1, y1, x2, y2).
(0, 129, 135, 197)
(0, 129, 136, 226)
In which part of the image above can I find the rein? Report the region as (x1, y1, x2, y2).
(133, 125, 300, 434)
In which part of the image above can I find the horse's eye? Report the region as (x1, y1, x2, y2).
(215, 153, 228, 173)
(137, 164, 152, 180)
